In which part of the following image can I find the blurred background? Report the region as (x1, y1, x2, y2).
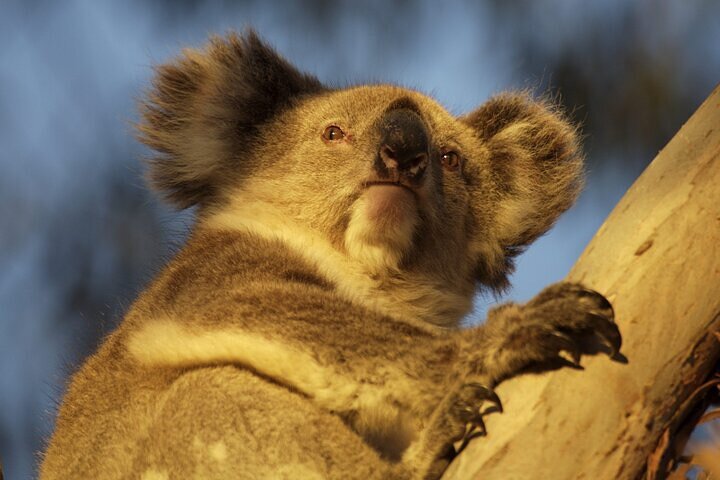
(1, 0, 718, 478)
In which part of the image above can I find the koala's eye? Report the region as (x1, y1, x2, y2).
(441, 151, 461, 171)
(322, 125, 345, 142)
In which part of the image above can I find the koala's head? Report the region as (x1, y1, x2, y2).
(137, 31, 583, 326)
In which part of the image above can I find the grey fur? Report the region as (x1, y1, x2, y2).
(41, 32, 619, 480)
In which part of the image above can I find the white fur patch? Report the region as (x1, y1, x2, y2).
(127, 318, 419, 450)
(206, 196, 460, 329)
(344, 187, 418, 273)
(127, 319, 356, 410)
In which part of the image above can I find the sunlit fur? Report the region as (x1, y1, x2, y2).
(209, 189, 468, 328)
(42, 31, 588, 480)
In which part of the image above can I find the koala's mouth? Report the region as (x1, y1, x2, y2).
(357, 180, 419, 232)
(359, 180, 420, 223)
(363, 180, 417, 196)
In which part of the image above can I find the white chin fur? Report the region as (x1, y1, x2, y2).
(344, 185, 419, 273)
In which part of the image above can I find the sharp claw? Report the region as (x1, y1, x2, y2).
(588, 308, 613, 319)
(603, 340, 620, 358)
(577, 286, 600, 297)
(600, 338, 617, 356)
(491, 393, 503, 413)
(606, 302, 615, 319)
(463, 382, 503, 412)
(588, 304, 615, 325)
(550, 331, 582, 366)
(550, 330, 572, 344)
(455, 405, 487, 435)
(460, 408, 476, 424)
(571, 348, 582, 365)
(473, 415, 487, 436)
(587, 313, 622, 354)
(593, 325, 620, 355)
(577, 287, 614, 313)
(601, 331, 622, 356)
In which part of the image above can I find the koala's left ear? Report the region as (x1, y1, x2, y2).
(463, 92, 584, 250)
(137, 30, 326, 209)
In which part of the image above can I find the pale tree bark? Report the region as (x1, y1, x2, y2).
(443, 85, 720, 480)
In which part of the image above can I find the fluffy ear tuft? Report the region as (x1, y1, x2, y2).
(464, 92, 584, 250)
(136, 30, 326, 208)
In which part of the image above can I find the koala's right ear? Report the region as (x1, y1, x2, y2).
(136, 31, 326, 208)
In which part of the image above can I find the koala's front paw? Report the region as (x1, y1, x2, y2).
(451, 382, 503, 436)
(405, 381, 502, 479)
(522, 282, 621, 365)
(479, 282, 622, 381)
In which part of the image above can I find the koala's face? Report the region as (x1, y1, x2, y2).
(138, 32, 583, 321)
(245, 86, 490, 282)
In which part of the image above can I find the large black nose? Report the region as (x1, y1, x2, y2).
(375, 109, 429, 183)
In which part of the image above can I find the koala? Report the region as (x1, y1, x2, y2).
(40, 31, 621, 480)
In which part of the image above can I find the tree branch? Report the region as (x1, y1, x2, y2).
(443, 85, 720, 480)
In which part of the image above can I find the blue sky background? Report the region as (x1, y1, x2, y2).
(1, 1, 718, 478)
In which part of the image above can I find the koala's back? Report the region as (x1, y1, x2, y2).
(44, 360, 390, 479)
